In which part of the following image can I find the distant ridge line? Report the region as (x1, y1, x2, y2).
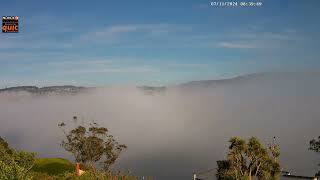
(0, 85, 87, 94)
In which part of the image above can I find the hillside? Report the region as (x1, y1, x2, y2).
(32, 158, 74, 175)
(0, 86, 87, 95)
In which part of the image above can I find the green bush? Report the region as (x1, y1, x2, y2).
(0, 160, 33, 180)
(0, 136, 35, 180)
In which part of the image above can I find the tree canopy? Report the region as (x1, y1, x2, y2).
(216, 137, 281, 180)
(310, 136, 320, 153)
(309, 136, 320, 176)
(58, 116, 127, 172)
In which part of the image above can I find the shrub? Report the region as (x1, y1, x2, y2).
(0, 136, 35, 180)
(0, 160, 33, 180)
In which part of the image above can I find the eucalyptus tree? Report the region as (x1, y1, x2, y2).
(216, 137, 281, 180)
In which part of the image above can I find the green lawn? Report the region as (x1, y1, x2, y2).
(32, 158, 75, 175)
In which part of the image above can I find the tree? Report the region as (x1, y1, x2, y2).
(309, 136, 320, 176)
(310, 136, 320, 152)
(216, 137, 281, 180)
(216, 160, 235, 180)
(58, 116, 127, 173)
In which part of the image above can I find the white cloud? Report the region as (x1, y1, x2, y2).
(100, 24, 171, 34)
(238, 32, 293, 40)
(81, 23, 184, 41)
(218, 42, 257, 49)
(60, 65, 155, 75)
(48, 59, 114, 67)
(0, 35, 72, 50)
(45, 57, 156, 75)
(283, 28, 297, 33)
(169, 63, 207, 68)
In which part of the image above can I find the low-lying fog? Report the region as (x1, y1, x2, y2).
(0, 72, 319, 179)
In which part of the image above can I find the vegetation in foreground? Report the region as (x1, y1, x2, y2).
(30, 157, 144, 179)
(30, 170, 147, 180)
(1, 116, 319, 179)
(0, 116, 148, 180)
(58, 116, 127, 174)
(0, 136, 35, 180)
(310, 136, 320, 176)
(216, 137, 281, 180)
(31, 158, 74, 175)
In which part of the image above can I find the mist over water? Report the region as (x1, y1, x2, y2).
(0, 73, 320, 179)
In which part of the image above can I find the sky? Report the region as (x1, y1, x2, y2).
(0, 0, 320, 87)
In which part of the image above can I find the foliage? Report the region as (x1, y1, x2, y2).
(216, 137, 281, 180)
(216, 160, 235, 180)
(61, 170, 148, 180)
(309, 136, 320, 177)
(30, 171, 57, 180)
(310, 136, 320, 153)
(0, 136, 13, 155)
(31, 170, 151, 180)
(0, 160, 33, 180)
(32, 158, 74, 175)
(58, 116, 127, 172)
(0, 136, 35, 180)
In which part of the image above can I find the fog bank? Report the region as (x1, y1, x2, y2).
(0, 73, 319, 179)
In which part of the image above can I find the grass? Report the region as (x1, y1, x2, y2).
(32, 157, 74, 175)
(30, 158, 153, 180)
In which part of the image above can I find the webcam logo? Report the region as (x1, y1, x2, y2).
(2, 16, 19, 33)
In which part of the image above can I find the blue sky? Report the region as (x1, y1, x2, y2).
(0, 0, 319, 87)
